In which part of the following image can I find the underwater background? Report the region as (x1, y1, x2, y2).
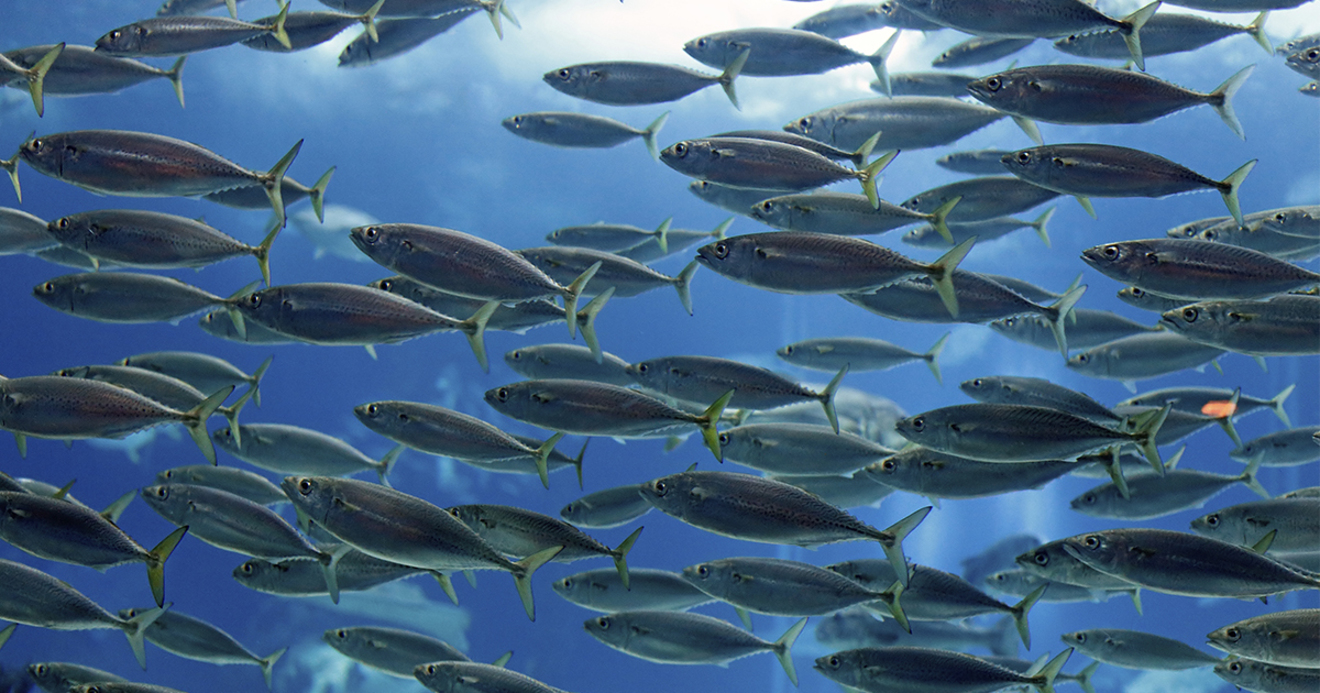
(1, 1, 1318, 692)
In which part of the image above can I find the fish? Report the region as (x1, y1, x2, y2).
(517, 246, 698, 315)
(1161, 294, 1320, 356)
(688, 181, 793, 217)
(771, 470, 897, 509)
(984, 569, 1116, 604)
(242, 3, 384, 52)
(542, 51, 749, 108)
(232, 549, 455, 600)
(355, 400, 563, 487)
(660, 136, 892, 209)
(1071, 455, 1267, 520)
(901, 176, 1060, 223)
(350, 223, 599, 340)
(0, 558, 165, 669)
(1285, 42, 1320, 78)
(482, 379, 732, 462)
(559, 484, 651, 529)
(616, 218, 733, 264)
(0, 206, 57, 255)
(32, 273, 253, 331)
(337, 11, 480, 66)
(198, 308, 297, 344)
(140, 483, 343, 600)
(639, 469, 930, 585)
(118, 607, 285, 688)
(120, 352, 273, 406)
(1053, 11, 1272, 60)
(1002, 144, 1255, 226)
(1016, 539, 1144, 612)
(865, 447, 1079, 505)
(547, 218, 673, 253)
(778, 334, 948, 383)
(1206, 609, 1320, 669)
(28, 662, 129, 693)
(959, 376, 1120, 424)
(214, 422, 399, 484)
(933, 36, 1035, 68)
(715, 129, 884, 169)
(903, 208, 1053, 249)
(157, 465, 286, 505)
(583, 611, 806, 685)
(95, 6, 293, 55)
(504, 344, 632, 387)
(1214, 657, 1320, 693)
(1060, 628, 1220, 670)
(752, 192, 958, 241)
(717, 422, 895, 475)
(962, 534, 1045, 587)
(291, 204, 374, 261)
(683, 28, 898, 94)
(876, 0, 947, 30)
(815, 608, 1020, 656)
(0, 492, 186, 607)
(682, 557, 907, 626)
(280, 475, 562, 620)
(1116, 286, 1195, 313)
(323, 626, 470, 678)
(1231, 426, 1320, 467)
(1303, 80, 1320, 96)
(626, 355, 849, 432)
(1118, 384, 1293, 426)
(990, 308, 1158, 353)
(552, 568, 711, 612)
(157, 0, 246, 17)
(793, 3, 893, 39)
(447, 504, 642, 587)
(1060, 527, 1320, 598)
(233, 282, 498, 369)
(814, 646, 1072, 693)
(696, 232, 975, 318)
(968, 64, 1253, 139)
(785, 96, 1040, 152)
(896, 0, 1161, 68)
(1066, 332, 1227, 391)
(0, 375, 230, 463)
(936, 149, 1015, 175)
(503, 111, 669, 159)
(1082, 239, 1320, 300)
(0, 43, 65, 116)
(70, 683, 186, 693)
(415, 661, 567, 693)
(5, 130, 301, 227)
(883, 71, 981, 98)
(1191, 496, 1320, 554)
(202, 169, 335, 224)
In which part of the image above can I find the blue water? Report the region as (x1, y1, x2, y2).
(1, 2, 1317, 692)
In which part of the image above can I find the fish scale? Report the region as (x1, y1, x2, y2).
(448, 504, 622, 563)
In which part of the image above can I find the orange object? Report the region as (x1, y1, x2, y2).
(1202, 400, 1237, 418)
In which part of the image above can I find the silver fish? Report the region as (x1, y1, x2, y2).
(903, 208, 1053, 249)
(1082, 239, 1320, 300)
(901, 176, 1060, 223)
(119, 607, 285, 688)
(28, 662, 129, 693)
(1061, 628, 1219, 670)
(1231, 426, 1320, 467)
(715, 129, 876, 168)
(616, 218, 733, 264)
(559, 484, 650, 529)
(546, 218, 672, 253)
(1191, 497, 1320, 554)
(883, 71, 980, 97)
(32, 272, 247, 326)
(771, 470, 897, 509)
(984, 569, 1114, 604)
(503, 111, 668, 159)
(814, 646, 1072, 693)
(120, 351, 272, 406)
(1161, 294, 1320, 356)
(959, 376, 1119, 424)
(552, 567, 710, 612)
(1015, 539, 1144, 612)
(793, 3, 893, 39)
(504, 344, 632, 387)
(233, 550, 454, 600)
(778, 334, 947, 383)
(1071, 456, 1267, 520)
(214, 422, 398, 483)
(54, 364, 251, 445)
(242, 4, 383, 52)
(95, 6, 292, 55)
(1214, 657, 1320, 693)
(1066, 332, 1227, 391)
(638, 470, 930, 585)
(933, 36, 1035, 68)
(752, 192, 958, 240)
(7, 45, 164, 114)
(337, 12, 480, 67)
(542, 52, 749, 108)
(717, 422, 895, 475)
(683, 28, 896, 93)
(865, 447, 1078, 504)
(0, 206, 55, 255)
(517, 246, 697, 315)
(682, 557, 906, 625)
(936, 149, 1015, 175)
(1053, 11, 1271, 60)
(688, 181, 792, 217)
(324, 626, 468, 678)
(990, 308, 1158, 352)
(415, 661, 568, 693)
(785, 96, 1039, 152)
(1206, 609, 1320, 669)
(815, 608, 1020, 656)
(157, 465, 285, 505)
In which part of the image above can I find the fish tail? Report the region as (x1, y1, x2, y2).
(642, 111, 669, 161)
(253, 223, 281, 287)
(1119, 0, 1160, 71)
(674, 260, 699, 316)
(262, 139, 304, 230)
(376, 444, 403, 487)
(859, 149, 897, 209)
(485, 0, 505, 39)
(1218, 159, 1256, 228)
(24, 43, 63, 118)
(269, 2, 292, 50)
(700, 389, 736, 462)
(821, 365, 848, 433)
(461, 300, 500, 373)
(1027, 647, 1072, 693)
(610, 526, 643, 589)
(1075, 661, 1100, 693)
(361, 0, 385, 42)
(867, 31, 900, 97)
(1127, 404, 1170, 475)
(854, 131, 882, 168)
(1010, 583, 1047, 649)
(146, 525, 188, 608)
(712, 216, 734, 240)
(1240, 454, 1269, 499)
(877, 506, 931, 587)
(2, 147, 20, 203)
(1208, 65, 1254, 141)
(563, 261, 601, 340)
(927, 236, 976, 319)
(1246, 11, 1272, 54)
(247, 355, 274, 408)
(653, 216, 671, 255)
(184, 385, 234, 465)
(319, 544, 351, 604)
(165, 55, 187, 108)
(924, 332, 950, 385)
(1268, 383, 1294, 427)
(218, 385, 255, 448)
(771, 618, 808, 686)
(881, 580, 909, 633)
(0, 624, 13, 649)
(123, 604, 169, 670)
(533, 431, 565, 489)
(308, 166, 335, 223)
(1043, 284, 1087, 358)
(98, 489, 136, 524)
(569, 439, 589, 489)
(578, 287, 613, 365)
(499, 0, 522, 30)
(512, 545, 563, 621)
(431, 571, 459, 604)
(1030, 206, 1055, 247)
(718, 49, 750, 110)
(259, 647, 286, 690)
(927, 195, 960, 244)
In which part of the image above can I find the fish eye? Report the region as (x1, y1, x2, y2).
(1101, 245, 1119, 259)
(1308, 49, 1319, 60)
(1228, 662, 1242, 673)
(985, 77, 1000, 91)
(496, 388, 509, 402)
(561, 578, 572, 588)
(1130, 288, 1145, 297)
(56, 218, 70, 229)
(33, 665, 46, 675)
(1275, 212, 1287, 222)
(828, 656, 840, 668)
(425, 664, 437, 675)
(596, 617, 610, 629)
(1205, 514, 1219, 527)
(1182, 308, 1199, 321)
(673, 143, 687, 156)
(1224, 627, 1240, 641)
(1202, 229, 1218, 240)
(1083, 535, 1100, 549)
(712, 242, 729, 259)
(512, 116, 523, 124)
(697, 38, 707, 48)
(697, 565, 709, 576)
(759, 201, 773, 211)
(910, 417, 925, 432)
(366, 404, 379, 416)
(298, 478, 314, 495)
(557, 68, 570, 79)
(40, 282, 54, 293)
(335, 629, 348, 639)
(1074, 633, 1087, 644)
(510, 350, 522, 360)
(971, 378, 982, 387)
(1016, 152, 1031, 163)
(155, 487, 169, 499)
(109, 30, 121, 40)
(1033, 551, 1049, 566)
(717, 433, 729, 445)
(1077, 353, 1090, 364)
(247, 294, 262, 307)
(652, 480, 668, 496)
(636, 363, 649, 374)
(240, 562, 254, 575)
(881, 459, 895, 472)
(798, 117, 811, 129)
(1082, 493, 1095, 504)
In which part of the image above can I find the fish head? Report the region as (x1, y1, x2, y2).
(281, 475, 337, 527)
(94, 23, 149, 55)
(862, 455, 905, 486)
(232, 557, 285, 588)
(45, 214, 95, 249)
(1205, 623, 1248, 653)
(901, 226, 939, 248)
(347, 224, 403, 264)
(983, 569, 1027, 593)
(1286, 46, 1320, 71)
(30, 276, 79, 313)
(323, 627, 371, 657)
(967, 69, 1046, 108)
(501, 114, 534, 136)
(482, 382, 536, 420)
(1000, 147, 1058, 182)
(659, 139, 722, 178)
(784, 113, 827, 141)
(1214, 659, 1268, 692)
(1160, 302, 1229, 339)
(680, 559, 733, 597)
(353, 401, 407, 437)
(210, 424, 244, 454)
(1015, 540, 1064, 577)
(1064, 347, 1108, 377)
(958, 376, 1001, 401)
(199, 309, 240, 340)
(893, 412, 953, 450)
(552, 572, 603, 603)
(623, 358, 668, 392)
(27, 663, 76, 691)
(1060, 629, 1096, 651)
(413, 662, 460, 693)
(813, 650, 864, 688)
(637, 472, 695, 516)
(1060, 530, 1121, 575)
(683, 34, 745, 68)
(337, 39, 375, 68)
(1188, 509, 1231, 540)
(748, 197, 795, 228)
(543, 65, 600, 98)
(694, 235, 757, 283)
(1115, 286, 1153, 309)
(139, 483, 189, 523)
(445, 504, 484, 532)
(583, 613, 631, 649)
(1068, 487, 1109, 516)
(1079, 241, 1143, 278)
